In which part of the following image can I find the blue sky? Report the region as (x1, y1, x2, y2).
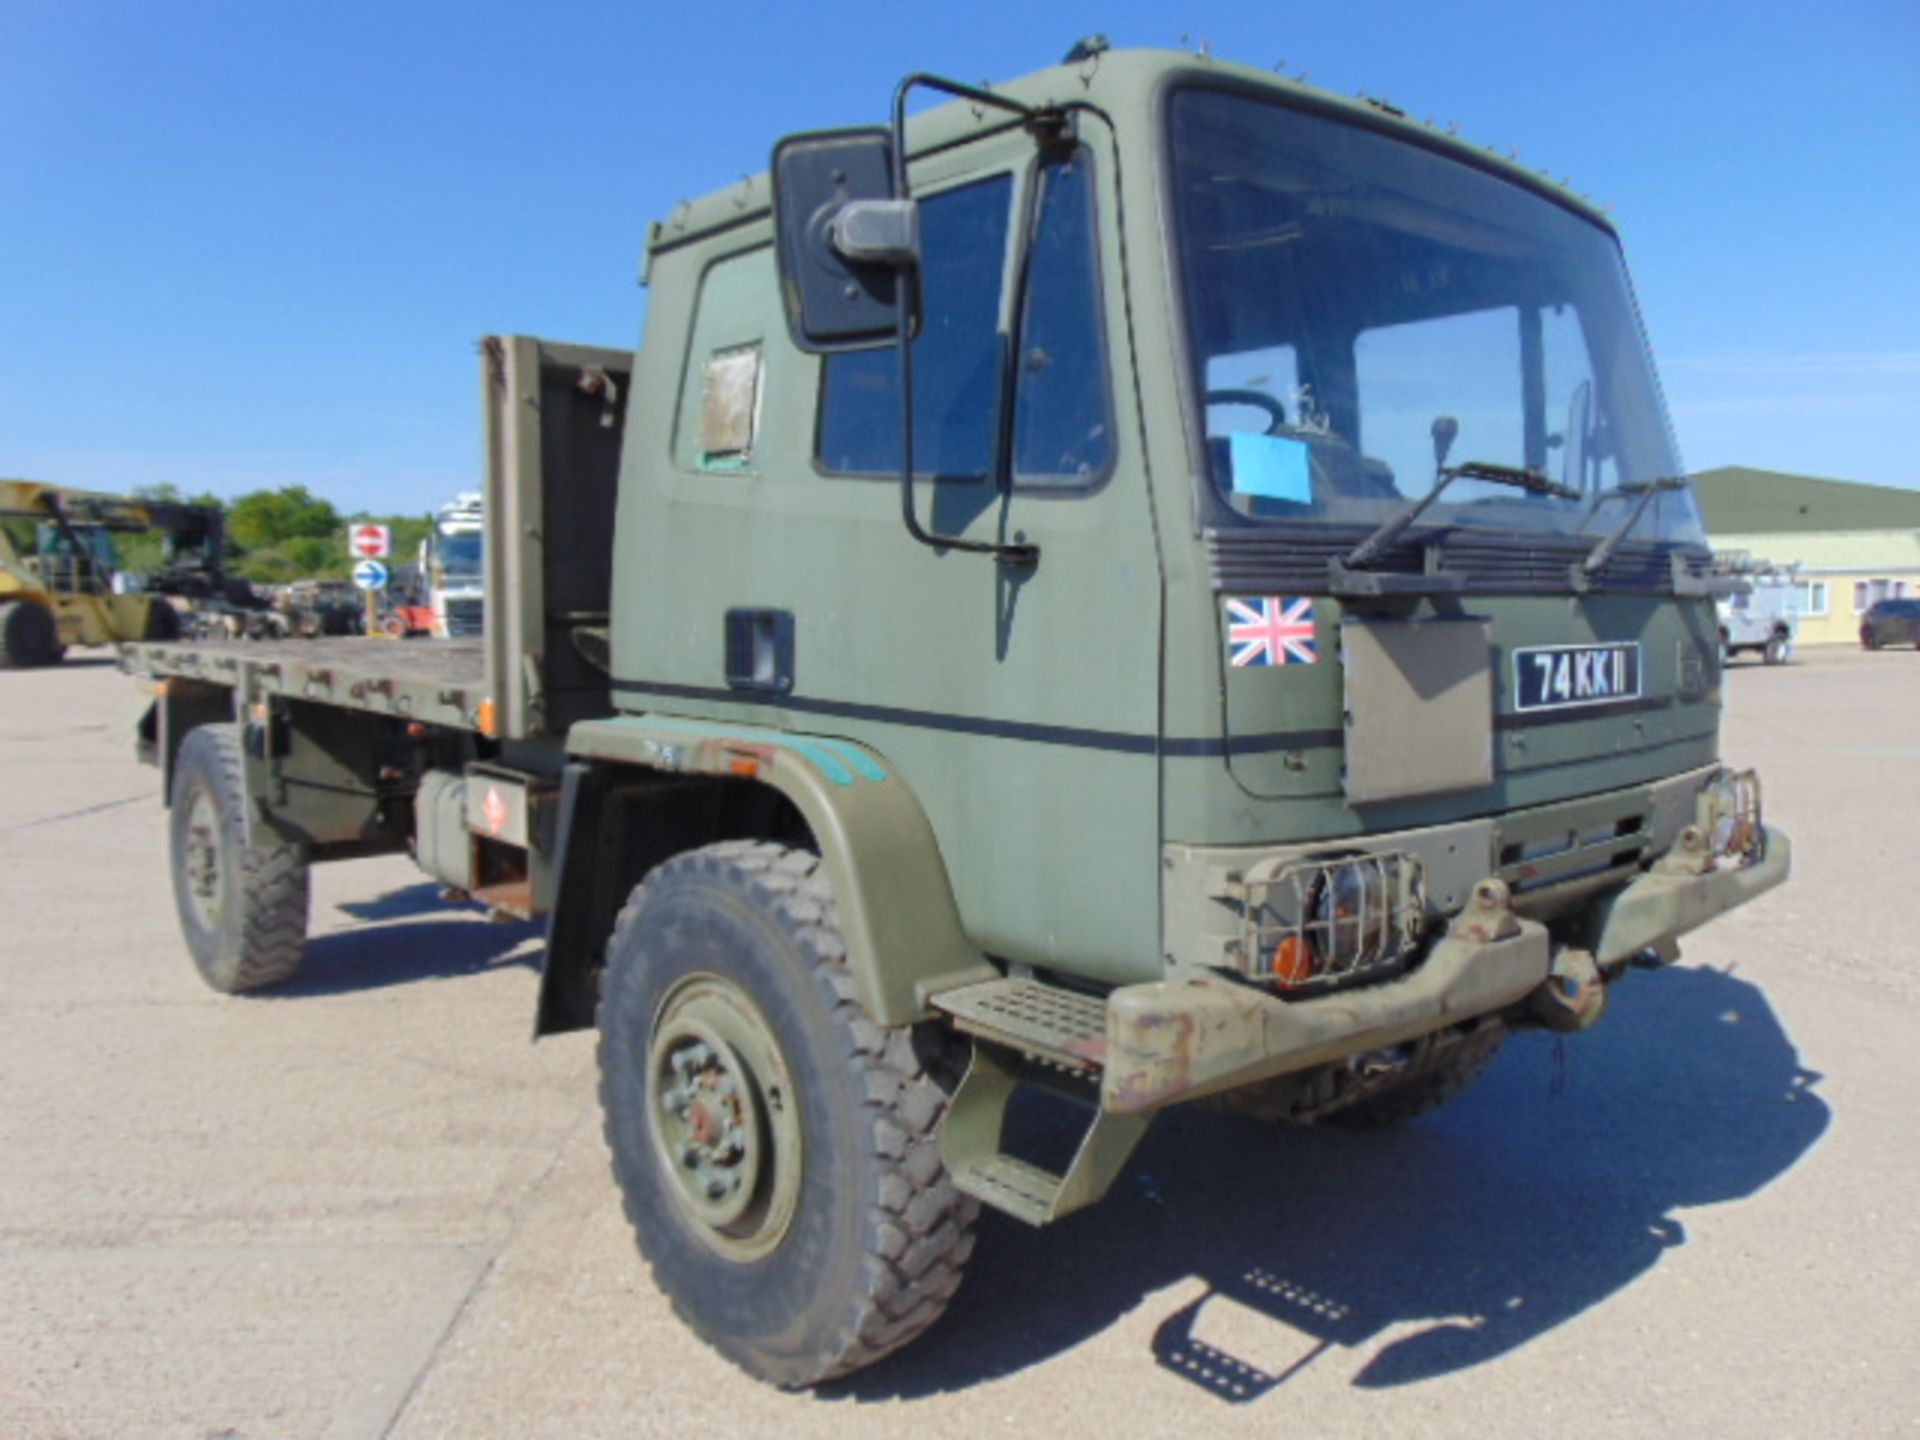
(4, 0, 1916, 514)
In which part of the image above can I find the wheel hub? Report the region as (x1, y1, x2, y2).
(647, 977, 802, 1260)
(183, 789, 224, 929)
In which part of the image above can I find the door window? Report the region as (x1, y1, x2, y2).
(816, 174, 1013, 479)
(1011, 148, 1113, 487)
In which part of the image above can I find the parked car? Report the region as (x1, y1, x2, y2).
(1859, 597, 1920, 649)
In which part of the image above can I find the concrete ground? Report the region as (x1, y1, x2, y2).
(0, 647, 1914, 1439)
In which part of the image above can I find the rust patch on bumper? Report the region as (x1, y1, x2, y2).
(1105, 984, 1262, 1113)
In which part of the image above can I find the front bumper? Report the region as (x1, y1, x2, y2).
(1101, 823, 1791, 1115)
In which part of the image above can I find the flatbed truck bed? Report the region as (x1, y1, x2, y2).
(124, 637, 490, 733)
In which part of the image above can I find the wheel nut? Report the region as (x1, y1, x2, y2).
(678, 1142, 702, 1167)
(704, 1176, 732, 1200)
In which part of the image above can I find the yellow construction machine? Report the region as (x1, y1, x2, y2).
(0, 480, 225, 666)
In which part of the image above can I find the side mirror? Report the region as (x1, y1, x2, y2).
(1430, 414, 1459, 473)
(770, 127, 919, 354)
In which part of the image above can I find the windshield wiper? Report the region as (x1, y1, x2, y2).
(1344, 460, 1580, 570)
(1573, 476, 1690, 585)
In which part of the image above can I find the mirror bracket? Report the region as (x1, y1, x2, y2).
(832, 199, 920, 268)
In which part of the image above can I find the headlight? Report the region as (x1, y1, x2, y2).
(1238, 851, 1426, 992)
(1699, 768, 1764, 868)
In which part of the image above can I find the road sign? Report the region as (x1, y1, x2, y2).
(349, 523, 391, 559)
(352, 559, 389, 591)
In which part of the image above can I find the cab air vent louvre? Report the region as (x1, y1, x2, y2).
(1206, 528, 1711, 596)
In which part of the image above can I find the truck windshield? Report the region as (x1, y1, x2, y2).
(437, 531, 482, 578)
(1167, 87, 1704, 547)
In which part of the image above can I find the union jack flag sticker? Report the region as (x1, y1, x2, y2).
(1225, 596, 1317, 667)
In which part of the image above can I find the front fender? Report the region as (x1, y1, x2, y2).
(563, 714, 994, 1027)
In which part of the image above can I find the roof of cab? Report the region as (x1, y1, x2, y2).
(643, 46, 1613, 259)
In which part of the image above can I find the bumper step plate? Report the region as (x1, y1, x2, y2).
(932, 977, 1108, 1071)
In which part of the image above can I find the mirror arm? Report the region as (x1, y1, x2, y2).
(887, 73, 1043, 569)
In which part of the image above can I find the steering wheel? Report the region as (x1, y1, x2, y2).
(1203, 388, 1288, 437)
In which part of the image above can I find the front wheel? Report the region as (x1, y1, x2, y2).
(168, 724, 309, 992)
(0, 599, 64, 667)
(597, 840, 976, 1388)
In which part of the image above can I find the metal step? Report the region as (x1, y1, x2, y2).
(934, 986, 1150, 1226)
(953, 1153, 1070, 1227)
(932, 977, 1108, 1071)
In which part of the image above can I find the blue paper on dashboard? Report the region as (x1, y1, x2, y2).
(1229, 433, 1312, 503)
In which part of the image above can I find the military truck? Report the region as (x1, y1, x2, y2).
(122, 44, 1790, 1387)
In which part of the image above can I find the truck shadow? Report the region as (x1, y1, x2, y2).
(828, 963, 1827, 1403)
(281, 883, 542, 995)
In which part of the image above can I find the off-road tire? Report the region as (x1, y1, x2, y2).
(168, 724, 309, 993)
(0, 599, 63, 667)
(1320, 1022, 1507, 1130)
(598, 839, 977, 1388)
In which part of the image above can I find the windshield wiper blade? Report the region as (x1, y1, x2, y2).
(1345, 460, 1579, 570)
(1574, 476, 1690, 582)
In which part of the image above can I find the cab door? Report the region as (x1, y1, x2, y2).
(803, 117, 1160, 981)
(622, 115, 1162, 984)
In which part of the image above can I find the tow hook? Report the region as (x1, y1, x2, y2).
(1629, 941, 1679, 970)
(1530, 947, 1606, 1032)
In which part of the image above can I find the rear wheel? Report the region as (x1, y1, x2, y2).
(1763, 630, 1789, 665)
(0, 599, 63, 667)
(143, 598, 182, 641)
(168, 724, 309, 993)
(597, 840, 976, 1387)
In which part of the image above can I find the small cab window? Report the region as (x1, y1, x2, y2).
(817, 174, 1012, 479)
(675, 251, 774, 473)
(698, 344, 764, 470)
(1011, 148, 1112, 487)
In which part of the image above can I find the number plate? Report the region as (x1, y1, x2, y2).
(1512, 642, 1642, 713)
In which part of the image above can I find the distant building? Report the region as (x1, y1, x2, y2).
(1693, 466, 1920, 646)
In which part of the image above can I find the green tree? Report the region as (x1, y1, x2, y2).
(282, 535, 340, 578)
(227, 486, 339, 552)
(234, 548, 292, 584)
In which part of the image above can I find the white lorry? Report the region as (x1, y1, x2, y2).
(1716, 559, 1798, 665)
(417, 492, 484, 638)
